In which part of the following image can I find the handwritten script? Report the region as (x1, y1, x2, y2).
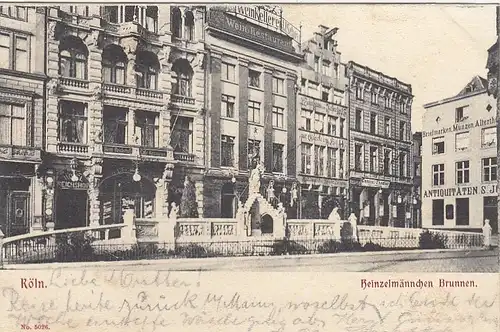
(0, 269, 498, 332)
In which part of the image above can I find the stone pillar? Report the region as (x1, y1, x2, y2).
(263, 67, 273, 172)
(286, 72, 297, 176)
(122, 209, 137, 244)
(195, 180, 204, 217)
(238, 60, 249, 170)
(155, 178, 165, 217)
(128, 109, 136, 145)
(210, 52, 222, 168)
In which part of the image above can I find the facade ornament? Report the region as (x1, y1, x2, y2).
(84, 30, 101, 49)
(48, 21, 58, 40)
(487, 72, 498, 98)
(290, 182, 298, 207)
(162, 163, 174, 181)
(249, 163, 264, 194)
(92, 85, 102, 100)
(47, 79, 62, 95)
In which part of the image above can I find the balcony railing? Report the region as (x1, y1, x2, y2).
(174, 152, 195, 162)
(103, 83, 132, 94)
(57, 142, 89, 154)
(0, 145, 41, 162)
(136, 88, 163, 100)
(171, 94, 195, 105)
(59, 77, 89, 89)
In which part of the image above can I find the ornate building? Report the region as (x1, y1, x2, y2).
(297, 25, 349, 219)
(0, 6, 46, 236)
(346, 61, 415, 228)
(41, 5, 206, 230)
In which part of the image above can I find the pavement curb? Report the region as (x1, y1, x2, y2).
(2, 247, 493, 270)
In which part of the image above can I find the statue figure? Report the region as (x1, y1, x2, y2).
(267, 180, 275, 203)
(483, 219, 493, 247)
(290, 182, 298, 207)
(169, 202, 179, 219)
(328, 207, 341, 222)
(249, 163, 264, 194)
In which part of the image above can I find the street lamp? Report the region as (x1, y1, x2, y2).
(133, 166, 141, 182)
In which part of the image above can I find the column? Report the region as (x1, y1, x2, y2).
(286, 72, 297, 176)
(238, 60, 249, 170)
(263, 67, 273, 172)
(31, 171, 44, 231)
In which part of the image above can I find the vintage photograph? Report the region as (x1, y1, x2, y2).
(0, 3, 498, 273)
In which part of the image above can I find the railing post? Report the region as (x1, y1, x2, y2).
(0, 228, 4, 269)
(122, 209, 137, 245)
(483, 219, 492, 248)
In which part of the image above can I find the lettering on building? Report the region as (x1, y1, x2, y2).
(423, 184, 498, 198)
(422, 117, 495, 138)
(361, 178, 390, 188)
(300, 132, 345, 148)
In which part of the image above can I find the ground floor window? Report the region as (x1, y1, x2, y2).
(455, 198, 469, 226)
(221, 182, 236, 218)
(432, 199, 444, 225)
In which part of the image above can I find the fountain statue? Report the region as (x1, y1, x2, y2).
(249, 163, 265, 194)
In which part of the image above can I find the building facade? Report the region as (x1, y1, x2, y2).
(422, 76, 497, 232)
(297, 25, 349, 219)
(412, 131, 422, 228)
(202, 5, 302, 220)
(346, 61, 415, 228)
(0, 6, 47, 236)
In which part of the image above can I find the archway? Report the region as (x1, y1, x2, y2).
(261, 214, 273, 234)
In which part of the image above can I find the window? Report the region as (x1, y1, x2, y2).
(0, 31, 29, 71)
(102, 6, 118, 22)
(414, 162, 421, 177)
(399, 121, 406, 141)
(301, 109, 312, 131)
(333, 90, 344, 105)
(248, 69, 261, 88)
(314, 145, 325, 176)
(102, 45, 126, 85)
(69, 6, 89, 16)
(455, 131, 470, 151)
(385, 95, 392, 109)
(371, 90, 378, 104)
(455, 106, 469, 123)
(221, 183, 236, 218)
(384, 117, 391, 137)
(400, 101, 408, 114)
(0, 6, 27, 21)
(221, 95, 235, 118)
(383, 149, 391, 175)
(170, 116, 193, 153)
(370, 113, 377, 134)
(314, 56, 320, 72)
(301, 143, 312, 174)
(400, 152, 407, 177)
(456, 160, 470, 184)
(221, 62, 235, 81)
(272, 143, 284, 173)
(483, 157, 497, 182)
(482, 126, 496, 148)
(432, 164, 445, 186)
(356, 84, 364, 100)
(339, 118, 345, 138)
(135, 51, 159, 89)
(327, 116, 337, 136)
(339, 149, 345, 177)
(355, 109, 362, 131)
(272, 77, 285, 95)
(172, 59, 193, 97)
(314, 112, 325, 133)
(59, 36, 88, 79)
(59, 101, 87, 144)
(354, 144, 363, 171)
(321, 61, 330, 75)
(432, 136, 445, 154)
(308, 82, 319, 91)
(321, 86, 329, 102)
(370, 146, 378, 173)
(248, 101, 261, 123)
(272, 106, 284, 128)
(0, 103, 26, 146)
(456, 198, 469, 225)
(221, 135, 235, 167)
(103, 107, 128, 144)
(333, 63, 339, 79)
(248, 139, 261, 168)
(171, 7, 182, 38)
(184, 10, 194, 40)
(432, 199, 444, 226)
(135, 111, 159, 147)
(327, 147, 337, 178)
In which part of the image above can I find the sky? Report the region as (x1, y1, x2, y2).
(280, 4, 497, 132)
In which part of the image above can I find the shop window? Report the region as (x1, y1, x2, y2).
(445, 204, 454, 220)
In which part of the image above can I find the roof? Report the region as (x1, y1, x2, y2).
(423, 75, 488, 108)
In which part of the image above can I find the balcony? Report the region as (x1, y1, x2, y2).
(136, 88, 163, 100)
(57, 142, 89, 154)
(117, 21, 161, 44)
(171, 94, 195, 105)
(174, 152, 195, 162)
(103, 83, 132, 95)
(0, 145, 41, 162)
(59, 77, 89, 90)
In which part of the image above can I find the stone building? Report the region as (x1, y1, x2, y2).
(346, 61, 415, 228)
(297, 25, 349, 219)
(412, 131, 422, 228)
(0, 6, 46, 236)
(42, 5, 206, 230)
(202, 5, 302, 219)
(422, 76, 497, 232)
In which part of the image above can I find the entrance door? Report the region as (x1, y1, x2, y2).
(7, 192, 30, 236)
(483, 196, 498, 234)
(56, 190, 88, 229)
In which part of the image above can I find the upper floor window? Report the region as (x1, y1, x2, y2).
(272, 77, 284, 95)
(355, 109, 362, 131)
(356, 84, 364, 100)
(0, 102, 26, 146)
(339, 118, 345, 138)
(248, 101, 261, 123)
(371, 90, 378, 104)
(455, 131, 470, 152)
(321, 86, 329, 102)
(272, 143, 284, 173)
(321, 60, 330, 75)
(0, 6, 27, 21)
(248, 69, 261, 88)
(314, 56, 320, 72)
(432, 136, 445, 154)
(221, 135, 235, 167)
(172, 58, 193, 97)
(399, 152, 407, 177)
(59, 36, 88, 79)
(59, 101, 87, 144)
(333, 63, 339, 79)
(135, 111, 159, 147)
(69, 6, 89, 17)
(0, 31, 28, 72)
(432, 164, 445, 186)
(385, 95, 392, 109)
(272, 106, 284, 128)
(327, 116, 337, 136)
(221, 95, 235, 118)
(184, 10, 194, 41)
(482, 126, 496, 148)
(301, 143, 312, 174)
(171, 7, 182, 38)
(221, 62, 235, 82)
(455, 106, 469, 123)
(102, 45, 127, 85)
(370, 113, 377, 134)
(383, 149, 391, 175)
(370, 146, 378, 173)
(314, 145, 325, 176)
(145, 6, 159, 33)
(384, 117, 391, 137)
(301, 109, 312, 131)
(354, 144, 363, 171)
(327, 147, 337, 178)
(483, 157, 497, 182)
(170, 116, 193, 154)
(399, 121, 406, 141)
(135, 51, 159, 90)
(103, 106, 128, 145)
(248, 139, 261, 168)
(400, 100, 408, 114)
(456, 160, 470, 184)
(314, 112, 325, 133)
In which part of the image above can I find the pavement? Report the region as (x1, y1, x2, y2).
(4, 247, 499, 273)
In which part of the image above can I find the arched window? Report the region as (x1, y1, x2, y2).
(221, 182, 236, 218)
(59, 36, 88, 79)
(145, 6, 158, 33)
(171, 7, 182, 38)
(184, 11, 195, 41)
(135, 51, 159, 90)
(102, 45, 127, 85)
(172, 59, 193, 97)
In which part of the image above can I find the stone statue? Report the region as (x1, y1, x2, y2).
(249, 163, 264, 194)
(290, 182, 298, 207)
(267, 180, 275, 203)
(169, 202, 179, 219)
(328, 207, 341, 222)
(483, 219, 492, 247)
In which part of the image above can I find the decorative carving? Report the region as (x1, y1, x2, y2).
(179, 224, 204, 236)
(48, 21, 58, 40)
(92, 85, 102, 100)
(47, 79, 63, 95)
(212, 223, 235, 236)
(288, 224, 307, 237)
(191, 53, 206, 69)
(136, 223, 158, 238)
(84, 30, 101, 49)
(162, 163, 175, 181)
(315, 224, 335, 236)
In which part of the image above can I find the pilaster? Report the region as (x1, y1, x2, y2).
(238, 59, 249, 170)
(263, 67, 273, 172)
(286, 72, 298, 176)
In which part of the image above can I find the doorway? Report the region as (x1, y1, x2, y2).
(7, 191, 30, 236)
(56, 190, 88, 229)
(483, 196, 498, 234)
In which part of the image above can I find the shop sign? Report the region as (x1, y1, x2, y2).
(422, 116, 495, 138)
(208, 9, 294, 54)
(361, 178, 390, 188)
(423, 184, 498, 198)
(300, 132, 345, 148)
(58, 180, 89, 190)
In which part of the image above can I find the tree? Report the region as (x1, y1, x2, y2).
(179, 176, 199, 218)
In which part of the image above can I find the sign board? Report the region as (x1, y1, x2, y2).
(299, 132, 345, 148)
(361, 178, 390, 188)
(58, 180, 89, 190)
(423, 184, 497, 198)
(422, 116, 495, 138)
